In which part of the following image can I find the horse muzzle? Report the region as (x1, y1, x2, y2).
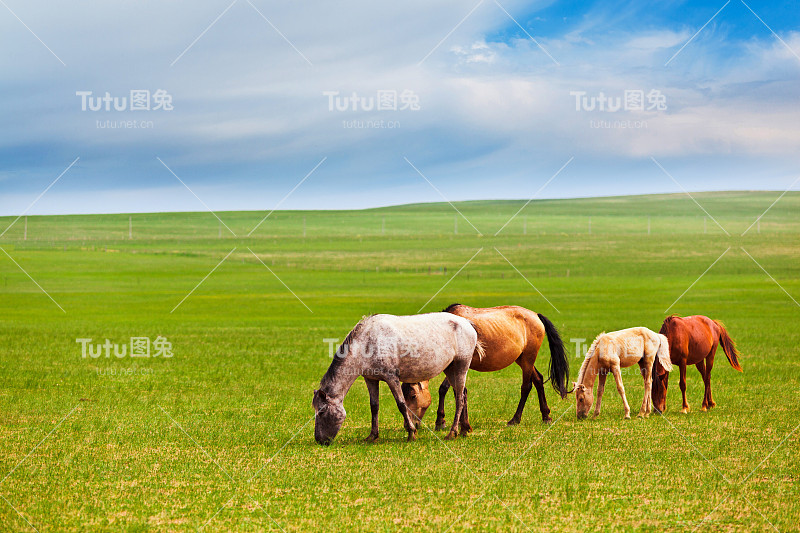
(315, 435, 333, 446)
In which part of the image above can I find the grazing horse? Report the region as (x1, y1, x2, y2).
(312, 313, 481, 445)
(651, 315, 742, 414)
(574, 327, 672, 419)
(405, 304, 570, 429)
(401, 382, 432, 422)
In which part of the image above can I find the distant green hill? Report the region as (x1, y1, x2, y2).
(1, 191, 797, 242)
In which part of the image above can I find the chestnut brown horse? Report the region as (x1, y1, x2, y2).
(405, 304, 569, 429)
(652, 315, 742, 414)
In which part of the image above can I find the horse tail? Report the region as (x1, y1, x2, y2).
(655, 333, 672, 372)
(713, 320, 742, 372)
(538, 313, 569, 399)
(474, 339, 486, 362)
(463, 319, 486, 362)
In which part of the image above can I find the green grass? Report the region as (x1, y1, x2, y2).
(0, 192, 798, 531)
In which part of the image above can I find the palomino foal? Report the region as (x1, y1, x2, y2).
(574, 327, 672, 419)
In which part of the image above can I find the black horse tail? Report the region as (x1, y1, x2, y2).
(538, 313, 569, 399)
(713, 320, 742, 372)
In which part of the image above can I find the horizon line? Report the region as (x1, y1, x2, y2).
(0, 189, 791, 218)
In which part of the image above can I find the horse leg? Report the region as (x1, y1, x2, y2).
(434, 378, 451, 431)
(679, 363, 690, 414)
(443, 362, 469, 440)
(508, 358, 535, 426)
(593, 372, 607, 418)
(610, 365, 631, 419)
(532, 366, 552, 423)
(459, 387, 472, 435)
(385, 377, 417, 442)
(705, 351, 717, 409)
(697, 358, 715, 411)
(637, 358, 653, 418)
(522, 346, 552, 424)
(364, 378, 380, 442)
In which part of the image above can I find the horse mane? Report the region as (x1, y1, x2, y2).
(339, 317, 369, 353)
(576, 333, 603, 385)
(322, 316, 371, 386)
(442, 303, 462, 313)
(659, 315, 679, 335)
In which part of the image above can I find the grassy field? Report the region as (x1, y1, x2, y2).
(0, 191, 798, 531)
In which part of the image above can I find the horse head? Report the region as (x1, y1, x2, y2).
(402, 381, 432, 422)
(651, 358, 670, 413)
(313, 389, 346, 445)
(574, 382, 594, 419)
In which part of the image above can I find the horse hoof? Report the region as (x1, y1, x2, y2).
(444, 432, 457, 440)
(681, 408, 690, 414)
(637, 413, 645, 419)
(435, 423, 447, 431)
(701, 406, 708, 412)
(506, 419, 520, 427)
(407, 432, 417, 442)
(624, 414, 631, 420)
(364, 434, 378, 443)
(542, 417, 553, 424)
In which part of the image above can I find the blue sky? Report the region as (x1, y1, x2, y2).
(0, 0, 798, 215)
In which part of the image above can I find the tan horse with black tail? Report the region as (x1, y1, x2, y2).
(651, 315, 742, 414)
(574, 327, 672, 419)
(405, 304, 570, 430)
